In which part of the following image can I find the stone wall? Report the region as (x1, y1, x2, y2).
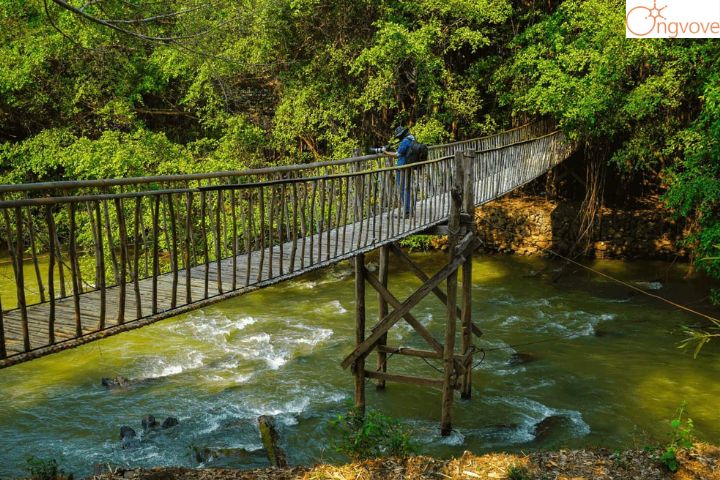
(474, 196, 687, 259)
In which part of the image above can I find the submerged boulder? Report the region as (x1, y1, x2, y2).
(142, 415, 160, 432)
(508, 352, 539, 366)
(532, 415, 564, 443)
(120, 426, 139, 449)
(161, 417, 179, 429)
(192, 446, 267, 465)
(101, 375, 163, 391)
(102, 376, 130, 389)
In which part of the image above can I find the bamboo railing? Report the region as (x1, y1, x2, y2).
(0, 121, 571, 366)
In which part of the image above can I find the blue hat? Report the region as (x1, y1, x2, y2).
(393, 126, 409, 139)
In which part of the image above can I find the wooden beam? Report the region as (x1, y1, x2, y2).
(378, 345, 465, 362)
(376, 245, 389, 389)
(423, 225, 450, 236)
(340, 252, 466, 370)
(389, 242, 461, 318)
(364, 370, 444, 388)
(455, 232, 478, 256)
(363, 267, 443, 354)
(363, 267, 466, 375)
(94, 201, 106, 330)
(461, 252, 473, 399)
(441, 151, 463, 436)
(461, 148, 476, 402)
(354, 253, 366, 415)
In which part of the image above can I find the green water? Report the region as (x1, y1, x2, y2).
(0, 253, 718, 478)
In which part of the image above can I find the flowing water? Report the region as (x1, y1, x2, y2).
(0, 252, 718, 478)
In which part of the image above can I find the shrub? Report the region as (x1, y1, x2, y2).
(507, 464, 531, 480)
(398, 235, 434, 252)
(329, 406, 418, 461)
(26, 457, 72, 480)
(654, 403, 694, 472)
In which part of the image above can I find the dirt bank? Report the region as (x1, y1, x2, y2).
(91, 444, 720, 480)
(473, 196, 686, 260)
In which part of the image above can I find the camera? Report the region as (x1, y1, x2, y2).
(369, 145, 390, 154)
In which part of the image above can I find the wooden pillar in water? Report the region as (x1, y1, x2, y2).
(354, 253, 366, 415)
(376, 245, 389, 389)
(342, 150, 479, 435)
(0, 295, 5, 359)
(441, 151, 464, 435)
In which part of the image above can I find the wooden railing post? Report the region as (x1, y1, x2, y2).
(461, 150, 475, 399)
(462, 151, 475, 214)
(114, 198, 128, 325)
(45, 206, 56, 343)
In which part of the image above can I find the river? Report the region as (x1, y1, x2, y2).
(0, 252, 718, 477)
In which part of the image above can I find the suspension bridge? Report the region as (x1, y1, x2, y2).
(0, 120, 573, 432)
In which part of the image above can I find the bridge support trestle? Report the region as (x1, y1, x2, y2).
(343, 151, 481, 435)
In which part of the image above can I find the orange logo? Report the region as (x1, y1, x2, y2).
(626, 0, 667, 36)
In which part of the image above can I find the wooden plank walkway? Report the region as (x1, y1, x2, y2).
(1, 197, 446, 358)
(0, 127, 573, 367)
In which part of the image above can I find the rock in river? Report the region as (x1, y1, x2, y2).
(161, 417, 179, 429)
(193, 446, 267, 465)
(532, 415, 564, 443)
(102, 376, 130, 389)
(508, 352, 539, 366)
(142, 415, 160, 432)
(120, 426, 138, 449)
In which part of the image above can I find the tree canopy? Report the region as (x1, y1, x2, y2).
(1, 0, 719, 303)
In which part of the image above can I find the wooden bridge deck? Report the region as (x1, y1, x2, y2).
(0, 124, 573, 367)
(1, 197, 444, 357)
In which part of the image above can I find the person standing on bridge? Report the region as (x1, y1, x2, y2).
(384, 126, 415, 218)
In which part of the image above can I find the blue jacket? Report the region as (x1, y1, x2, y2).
(396, 135, 415, 165)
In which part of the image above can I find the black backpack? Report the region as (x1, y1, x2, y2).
(406, 139, 429, 164)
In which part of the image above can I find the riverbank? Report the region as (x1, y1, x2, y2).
(92, 445, 720, 479)
(473, 196, 686, 259)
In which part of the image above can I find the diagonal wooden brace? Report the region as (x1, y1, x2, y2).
(389, 243, 461, 317)
(363, 267, 466, 375)
(341, 252, 467, 370)
(455, 232, 477, 256)
(390, 241, 483, 337)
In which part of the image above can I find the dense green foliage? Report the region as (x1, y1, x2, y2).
(1, 0, 719, 305)
(506, 464, 532, 480)
(0, 0, 527, 179)
(496, 0, 719, 273)
(25, 456, 72, 480)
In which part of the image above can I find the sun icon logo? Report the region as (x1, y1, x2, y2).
(626, 0, 668, 36)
